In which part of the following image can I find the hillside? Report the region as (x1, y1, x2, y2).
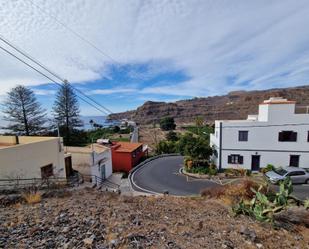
(1, 188, 308, 248)
(108, 85, 309, 124)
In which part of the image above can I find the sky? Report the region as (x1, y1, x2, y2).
(0, 0, 309, 116)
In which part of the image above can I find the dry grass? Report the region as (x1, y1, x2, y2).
(201, 179, 268, 205)
(22, 192, 42, 204)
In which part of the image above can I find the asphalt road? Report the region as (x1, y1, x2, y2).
(130, 126, 139, 143)
(131, 156, 218, 195)
(131, 155, 309, 199)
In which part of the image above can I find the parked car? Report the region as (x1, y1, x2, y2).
(265, 167, 309, 184)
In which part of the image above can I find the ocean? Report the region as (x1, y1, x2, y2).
(0, 115, 117, 134)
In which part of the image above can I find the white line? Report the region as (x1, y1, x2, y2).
(130, 163, 162, 195)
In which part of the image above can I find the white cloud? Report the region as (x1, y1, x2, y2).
(0, 0, 309, 100)
(88, 88, 136, 95)
(32, 89, 56, 95)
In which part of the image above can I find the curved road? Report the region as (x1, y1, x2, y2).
(131, 156, 218, 196)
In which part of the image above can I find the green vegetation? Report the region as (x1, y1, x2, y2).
(160, 117, 176, 131)
(157, 123, 214, 174)
(233, 178, 305, 223)
(53, 81, 83, 145)
(2, 85, 47, 135)
(261, 164, 276, 174)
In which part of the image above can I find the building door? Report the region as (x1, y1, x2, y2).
(65, 156, 73, 178)
(100, 164, 106, 180)
(289, 155, 300, 167)
(251, 155, 260, 171)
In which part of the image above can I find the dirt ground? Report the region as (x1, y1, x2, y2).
(1, 188, 308, 249)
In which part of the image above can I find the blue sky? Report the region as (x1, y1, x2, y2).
(1, 0, 309, 116)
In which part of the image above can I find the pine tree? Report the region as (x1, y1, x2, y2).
(53, 81, 82, 144)
(2, 85, 47, 135)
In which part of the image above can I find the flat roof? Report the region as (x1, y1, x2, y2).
(0, 143, 14, 149)
(0, 136, 60, 150)
(65, 144, 109, 154)
(113, 142, 143, 153)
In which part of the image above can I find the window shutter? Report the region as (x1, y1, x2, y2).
(228, 155, 232, 164)
(292, 132, 297, 141)
(239, 156, 244, 164)
(278, 132, 283, 141)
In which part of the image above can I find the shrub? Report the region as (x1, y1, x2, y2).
(23, 191, 42, 204)
(224, 168, 248, 177)
(201, 179, 266, 205)
(160, 117, 176, 131)
(165, 131, 178, 141)
(261, 164, 275, 174)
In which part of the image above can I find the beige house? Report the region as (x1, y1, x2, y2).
(0, 136, 68, 179)
(65, 144, 112, 182)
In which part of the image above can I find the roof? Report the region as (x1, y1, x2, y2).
(112, 142, 143, 153)
(65, 144, 109, 154)
(259, 97, 296, 105)
(0, 143, 14, 149)
(0, 136, 60, 150)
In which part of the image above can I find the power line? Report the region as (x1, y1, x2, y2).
(0, 35, 113, 114)
(0, 44, 110, 115)
(26, 0, 120, 65)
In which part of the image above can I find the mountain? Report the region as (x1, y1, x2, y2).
(107, 85, 309, 124)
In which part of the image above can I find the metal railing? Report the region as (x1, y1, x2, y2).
(0, 177, 69, 191)
(81, 174, 120, 190)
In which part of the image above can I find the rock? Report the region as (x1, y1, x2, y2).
(83, 235, 95, 245)
(240, 226, 257, 242)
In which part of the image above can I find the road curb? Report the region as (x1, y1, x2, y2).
(128, 154, 181, 195)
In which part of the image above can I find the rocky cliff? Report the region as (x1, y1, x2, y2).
(108, 85, 309, 124)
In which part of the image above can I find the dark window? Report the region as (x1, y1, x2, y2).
(307, 131, 309, 142)
(41, 164, 53, 178)
(238, 131, 248, 141)
(287, 171, 305, 176)
(289, 155, 300, 167)
(228, 154, 243, 164)
(278, 131, 297, 142)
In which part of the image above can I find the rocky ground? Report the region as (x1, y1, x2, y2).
(1, 188, 309, 249)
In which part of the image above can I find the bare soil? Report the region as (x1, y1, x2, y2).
(1, 188, 308, 248)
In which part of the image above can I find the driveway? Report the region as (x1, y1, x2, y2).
(130, 156, 218, 195)
(130, 155, 309, 199)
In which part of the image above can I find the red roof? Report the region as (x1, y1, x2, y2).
(112, 142, 143, 153)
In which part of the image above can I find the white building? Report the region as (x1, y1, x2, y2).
(65, 144, 112, 183)
(0, 136, 67, 179)
(210, 97, 309, 171)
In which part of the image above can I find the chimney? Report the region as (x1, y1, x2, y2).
(15, 135, 19, 145)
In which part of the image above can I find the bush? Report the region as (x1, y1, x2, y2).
(165, 131, 178, 141)
(160, 117, 176, 131)
(261, 164, 275, 174)
(224, 168, 249, 177)
(23, 191, 41, 204)
(156, 140, 177, 154)
(201, 179, 266, 205)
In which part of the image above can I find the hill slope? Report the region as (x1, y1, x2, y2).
(108, 85, 309, 124)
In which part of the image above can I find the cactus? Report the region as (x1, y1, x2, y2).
(233, 178, 296, 223)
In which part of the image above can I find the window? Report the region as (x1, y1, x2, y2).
(228, 154, 243, 164)
(307, 131, 309, 142)
(287, 171, 305, 176)
(238, 131, 248, 141)
(41, 164, 53, 178)
(278, 131, 297, 142)
(289, 155, 300, 167)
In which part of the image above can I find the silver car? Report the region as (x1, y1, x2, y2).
(265, 167, 309, 184)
